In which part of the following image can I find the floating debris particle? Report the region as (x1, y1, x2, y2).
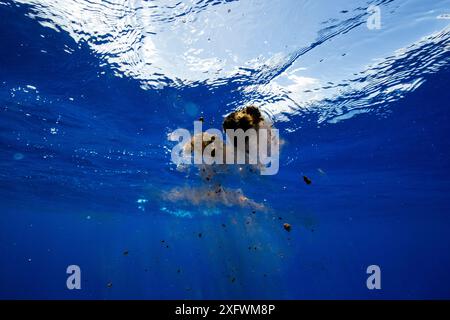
(198, 233, 202, 238)
(303, 175, 312, 185)
(230, 277, 236, 283)
(283, 223, 292, 232)
(221, 223, 226, 228)
(107, 282, 113, 288)
(123, 250, 129, 256)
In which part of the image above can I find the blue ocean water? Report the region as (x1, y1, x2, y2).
(1, 0, 450, 299)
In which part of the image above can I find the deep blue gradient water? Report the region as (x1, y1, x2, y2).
(1, 0, 450, 299)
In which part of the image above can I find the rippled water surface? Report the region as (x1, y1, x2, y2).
(1, 0, 450, 299)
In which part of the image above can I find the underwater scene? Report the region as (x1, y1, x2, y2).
(1, 0, 450, 299)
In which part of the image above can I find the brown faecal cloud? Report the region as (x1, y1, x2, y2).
(162, 185, 267, 212)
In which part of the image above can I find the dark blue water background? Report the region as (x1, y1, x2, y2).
(1, 0, 450, 299)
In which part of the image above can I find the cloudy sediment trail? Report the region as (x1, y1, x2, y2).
(162, 185, 267, 212)
(4, 0, 450, 126)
